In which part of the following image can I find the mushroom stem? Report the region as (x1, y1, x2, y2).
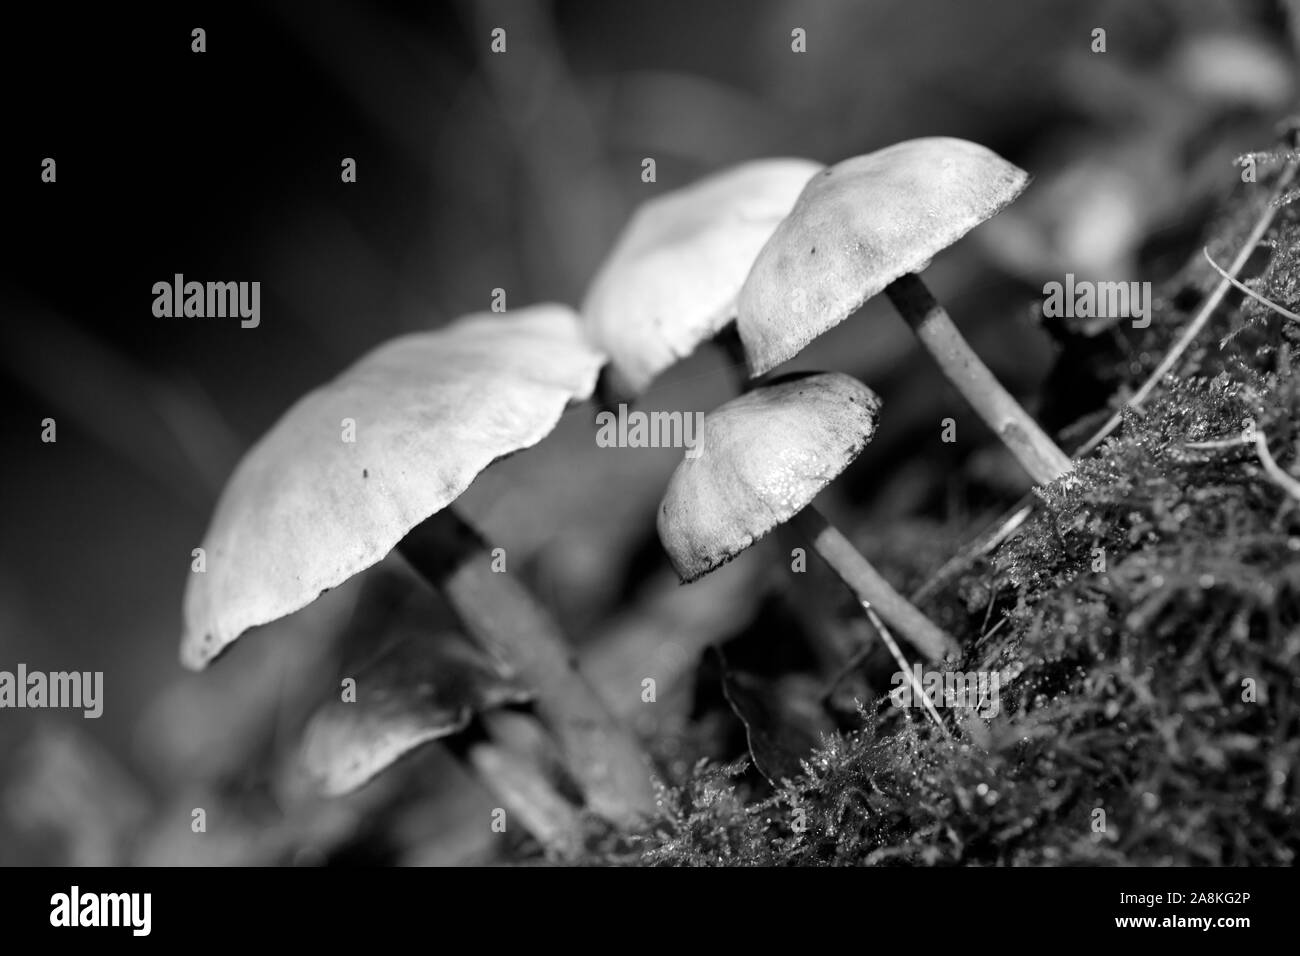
(884, 273, 1073, 486)
(465, 711, 584, 858)
(398, 510, 655, 826)
(790, 506, 959, 661)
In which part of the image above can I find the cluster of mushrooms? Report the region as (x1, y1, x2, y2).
(182, 137, 1074, 856)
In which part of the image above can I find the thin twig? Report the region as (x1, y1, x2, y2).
(1184, 432, 1300, 500)
(861, 601, 950, 736)
(1254, 431, 1300, 502)
(1202, 247, 1300, 326)
(1184, 437, 1250, 451)
(973, 615, 1010, 651)
(909, 502, 1031, 606)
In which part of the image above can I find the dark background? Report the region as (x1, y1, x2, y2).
(1, 0, 1293, 864)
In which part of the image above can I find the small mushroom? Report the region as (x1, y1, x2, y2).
(181, 305, 654, 825)
(293, 575, 582, 855)
(737, 137, 1073, 486)
(657, 372, 957, 661)
(298, 628, 533, 798)
(583, 158, 823, 396)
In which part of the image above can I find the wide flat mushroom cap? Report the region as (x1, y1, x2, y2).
(657, 372, 880, 582)
(582, 158, 823, 395)
(738, 138, 1029, 375)
(181, 305, 603, 670)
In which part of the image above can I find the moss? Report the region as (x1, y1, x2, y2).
(588, 154, 1300, 867)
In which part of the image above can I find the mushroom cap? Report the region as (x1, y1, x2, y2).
(582, 158, 823, 395)
(657, 372, 880, 582)
(297, 623, 533, 797)
(181, 305, 603, 670)
(737, 138, 1029, 376)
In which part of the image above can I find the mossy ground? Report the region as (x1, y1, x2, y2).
(587, 148, 1300, 867)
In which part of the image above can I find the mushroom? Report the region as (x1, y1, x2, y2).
(583, 158, 823, 397)
(737, 137, 1073, 486)
(293, 572, 583, 855)
(181, 305, 654, 825)
(657, 371, 957, 662)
